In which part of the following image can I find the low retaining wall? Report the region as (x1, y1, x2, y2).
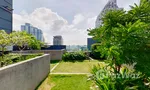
(12, 49, 66, 60)
(0, 54, 50, 90)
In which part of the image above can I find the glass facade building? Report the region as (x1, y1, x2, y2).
(0, 0, 13, 33)
(87, 38, 97, 50)
(95, 0, 120, 28)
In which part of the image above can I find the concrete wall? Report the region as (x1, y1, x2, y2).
(12, 49, 66, 60)
(0, 54, 50, 90)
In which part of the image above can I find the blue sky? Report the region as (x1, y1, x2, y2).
(13, 0, 140, 45)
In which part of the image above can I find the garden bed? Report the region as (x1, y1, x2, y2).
(0, 53, 43, 67)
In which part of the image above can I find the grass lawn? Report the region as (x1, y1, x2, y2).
(52, 60, 102, 73)
(38, 60, 102, 90)
(50, 60, 60, 70)
(37, 74, 92, 90)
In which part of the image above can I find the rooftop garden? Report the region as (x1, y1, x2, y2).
(38, 0, 150, 90)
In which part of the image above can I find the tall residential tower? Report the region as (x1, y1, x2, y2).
(95, 0, 120, 28)
(88, 0, 121, 50)
(21, 23, 44, 42)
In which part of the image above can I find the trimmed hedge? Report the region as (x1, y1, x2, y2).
(62, 52, 86, 62)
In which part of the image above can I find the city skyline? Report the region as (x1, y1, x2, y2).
(13, 0, 140, 45)
(21, 23, 45, 42)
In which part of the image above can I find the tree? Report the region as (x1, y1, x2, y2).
(88, 0, 150, 72)
(0, 30, 43, 67)
(0, 30, 11, 66)
(28, 35, 44, 50)
(10, 31, 32, 51)
(10, 31, 44, 50)
(91, 43, 103, 59)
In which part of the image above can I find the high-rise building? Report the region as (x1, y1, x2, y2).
(0, 0, 13, 33)
(21, 23, 44, 42)
(0, 0, 13, 51)
(53, 36, 63, 45)
(87, 38, 97, 50)
(88, 0, 121, 50)
(95, 0, 120, 28)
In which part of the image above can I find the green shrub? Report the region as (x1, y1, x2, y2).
(22, 53, 43, 60)
(90, 63, 150, 90)
(123, 49, 150, 76)
(62, 52, 86, 62)
(91, 43, 105, 60)
(0, 53, 43, 67)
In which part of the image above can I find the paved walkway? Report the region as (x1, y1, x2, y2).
(89, 57, 94, 60)
(50, 62, 60, 72)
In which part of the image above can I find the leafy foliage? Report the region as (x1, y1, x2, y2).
(89, 0, 150, 89)
(88, 0, 150, 72)
(62, 52, 86, 62)
(29, 35, 43, 50)
(10, 31, 32, 50)
(90, 63, 150, 90)
(0, 30, 11, 66)
(90, 43, 105, 59)
(124, 49, 150, 76)
(10, 31, 44, 50)
(0, 53, 43, 67)
(0, 30, 43, 67)
(0, 30, 10, 48)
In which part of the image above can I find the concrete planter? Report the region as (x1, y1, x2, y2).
(0, 54, 50, 90)
(12, 50, 66, 60)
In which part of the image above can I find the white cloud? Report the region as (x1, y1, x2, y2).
(13, 7, 96, 45)
(73, 14, 85, 25)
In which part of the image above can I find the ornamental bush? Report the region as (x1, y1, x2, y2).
(62, 52, 86, 62)
(90, 43, 105, 60)
(90, 63, 150, 90)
